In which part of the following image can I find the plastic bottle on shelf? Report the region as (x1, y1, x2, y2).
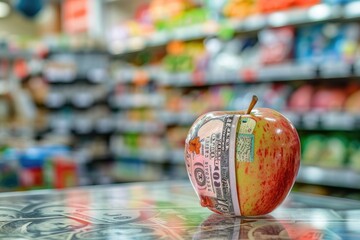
(318, 135, 348, 168)
(302, 135, 326, 166)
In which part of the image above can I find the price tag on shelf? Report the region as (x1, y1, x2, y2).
(173, 27, 195, 40)
(284, 8, 311, 25)
(177, 73, 192, 87)
(147, 32, 169, 47)
(294, 63, 316, 79)
(268, 12, 289, 28)
(242, 15, 266, 31)
(156, 70, 170, 86)
(205, 70, 223, 85)
(258, 66, 280, 81)
(302, 112, 320, 129)
(258, 63, 315, 81)
(320, 112, 355, 130)
(319, 62, 351, 78)
(189, 25, 205, 39)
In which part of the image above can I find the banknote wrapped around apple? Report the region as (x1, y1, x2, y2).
(184, 95, 300, 216)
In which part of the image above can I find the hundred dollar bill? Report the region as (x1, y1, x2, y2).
(185, 112, 240, 215)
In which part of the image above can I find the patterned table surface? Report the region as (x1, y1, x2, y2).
(0, 181, 359, 239)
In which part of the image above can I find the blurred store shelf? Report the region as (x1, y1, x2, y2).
(111, 161, 166, 182)
(113, 147, 168, 163)
(114, 119, 165, 134)
(297, 165, 360, 189)
(0, 50, 33, 59)
(284, 111, 359, 131)
(109, 3, 357, 55)
(45, 93, 108, 110)
(160, 111, 198, 126)
(160, 110, 360, 131)
(168, 149, 186, 165)
(109, 94, 165, 109)
(115, 62, 360, 87)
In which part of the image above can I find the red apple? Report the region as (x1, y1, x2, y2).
(194, 214, 289, 239)
(184, 96, 300, 216)
(195, 213, 337, 239)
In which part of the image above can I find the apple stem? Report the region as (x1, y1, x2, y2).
(246, 95, 258, 114)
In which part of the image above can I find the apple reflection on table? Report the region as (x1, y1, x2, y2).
(193, 213, 341, 240)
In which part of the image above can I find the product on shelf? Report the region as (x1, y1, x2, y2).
(259, 27, 294, 65)
(23, 75, 49, 106)
(295, 23, 360, 64)
(163, 41, 206, 73)
(302, 134, 355, 169)
(149, 0, 211, 31)
(287, 83, 360, 113)
(0, 145, 79, 191)
(44, 154, 77, 189)
(302, 135, 326, 165)
(312, 87, 347, 111)
(209, 36, 260, 72)
(149, 0, 191, 23)
(258, 0, 319, 13)
(223, 0, 258, 19)
(287, 85, 314, 112)
(44, 61, 77, 83)
(262, 84, 292, 110)
(317, 135, 347, 168)
(344, 88, 360, 114)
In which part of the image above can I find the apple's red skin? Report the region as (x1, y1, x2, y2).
(185, 108, 301, 216)
(235, 108, 300, 216)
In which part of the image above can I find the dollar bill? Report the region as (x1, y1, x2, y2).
(185, 113, 239, 215)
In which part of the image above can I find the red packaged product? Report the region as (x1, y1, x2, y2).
(259, 27, 294, 65)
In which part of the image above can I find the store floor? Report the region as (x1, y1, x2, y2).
(0, 181, 358, 239)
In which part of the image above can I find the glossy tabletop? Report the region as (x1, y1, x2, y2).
(0, 181, 359, 239)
